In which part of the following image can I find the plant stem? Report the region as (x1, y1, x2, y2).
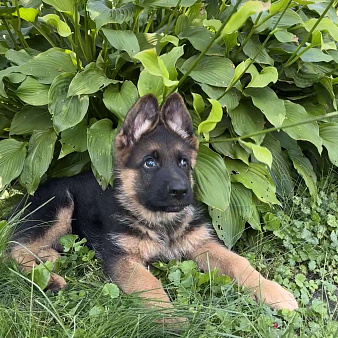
(283, 0, 335, 68)
(164, 0, 182, 35)
(144, 10, 155, 33)
(13, 0, 29, 48)
(202, 111, 338, 144)
(3, 20, 19, 49)
(168, 0, 242, 96)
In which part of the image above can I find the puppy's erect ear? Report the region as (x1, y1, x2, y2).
(117, 94, 159, 147)
(161, 93, 194, 140)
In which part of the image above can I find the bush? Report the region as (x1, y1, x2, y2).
(0, 0, 337, 247)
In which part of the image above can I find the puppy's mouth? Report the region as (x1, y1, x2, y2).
(145, 204, 189, 213)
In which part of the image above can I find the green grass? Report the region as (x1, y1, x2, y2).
(1, 177, 338, 337)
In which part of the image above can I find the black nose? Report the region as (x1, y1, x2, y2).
(168, 182, 188, 199)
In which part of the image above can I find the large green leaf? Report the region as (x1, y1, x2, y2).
(179, 27, 223, 56)
(20, 129, 57, 194)
(242, 35, 274, 65)
(87, 0, 135, 30)
(274, 131, 317, 198)
(247, 66, 278, 88)
(137, 70, 164, 104)
(59, 119, 88, 159)
(87, 119, 116, 189)
(10, 106, 52, 135)
(304, 18, 338, 42)
(5, 49, 32, 65)
(41, 14, 72, 37)
(228, 100, 265, 144)
(262, 134, 294, 197)
(319, 123, 338, 166)
(226, 158, 280, 205)
(16, 77, 49, 106)
(159, 46, 184, 81)
(42, 0, 74, 14)
(13, 8, 39, 22)
(102, 29, 140, 58)
(67, 63, 117, 97)
(194, 144, 231, 211)
(209, 183, 257, 249)
(103, 81, 138, 120)
(0, 139, 27, 189)
(50, 152, 90, 178)
(49, 73, 89, 132)
(180, 55, 234, 87)
(19, 48, 76, 84)
(212, 139, 250, 165)
(282, 100, 322, 153)
(223, 1, 270, 34)
(134, 49, 177, 87)
(244, 87, 286, 127)
(0, 66, 19, 97)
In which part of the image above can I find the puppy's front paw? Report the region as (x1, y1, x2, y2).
(254, 279, 298, 311)
(47, 273, 67, 292)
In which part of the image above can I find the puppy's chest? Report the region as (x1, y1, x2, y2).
(113, 224, 211, 263)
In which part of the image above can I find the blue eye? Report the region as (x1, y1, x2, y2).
(144, 157, 156, 168)
(179, 158, 188, 167)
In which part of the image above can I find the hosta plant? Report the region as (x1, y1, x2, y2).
(0, 0, 337, 247)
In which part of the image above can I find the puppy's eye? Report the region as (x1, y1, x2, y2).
(179, 158, 188, 168)
(144, 157, 157, 168)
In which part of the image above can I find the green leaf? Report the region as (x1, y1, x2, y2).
(134, 49, 177, 87)
(5, 49, 32, 65)
(49, 73, 89, 132)
(242, 35, 274, 65)
(262, 134, 294, 197)
(274, 131, 317, 198)
(31, 261, 54, 290)
(228, 100, 265, 144)
(19, 48, 77, 84)
(226, 159, 280, 205)
(274, 29, 298, 43)
(87, 119, 115, 189)
(247, 66, 278, 88)
(179, 27, 223, 56)
(50, 152, 90, 178)
(194, 144, 231, 211)
(180, 55, 235, 87)
(41, 14, 72, 37)
(192, 93, 205, 114)
(198, 99, 222, 135)
(244, 87, 286, 127)
(0, 66, 19, 97)
(200, 84, 239, 111)
(102, 283, 120, 299)
(42, 0, 74, 14)
(223, 1, 270, 34)
(0, 139, 27, 189)
(14, 8, 38, 22)
(209, 183, 256, 249)
(67, 63, 117, 97)
(10, 106, 52, 135)
(16, 77, 49, 106)
(103, 81, 138, 121)
(137, 70, 164, 105)
(102, 29, 140, 58)
(319, 123, 338, 166)
(20, 129, 57, 194)
(89, 305, 104, 318)
(212, 139, 250, 165)
(159, 46, 184, 81)
(269, 0, 291, 15)
(59, 119, 88, 159)
(87, 0, 135, 30)
(239, 140, 272, 168)
(282, 100, 322, 153)
(304, 18, 338, 42)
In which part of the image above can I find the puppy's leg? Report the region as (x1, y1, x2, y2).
(190, 239, 298, 310)
(106, 256, 172, 308)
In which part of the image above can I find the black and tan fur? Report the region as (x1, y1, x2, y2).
(9, 93, 298, 311)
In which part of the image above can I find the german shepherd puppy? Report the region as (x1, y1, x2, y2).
(9, 93, 298, 312)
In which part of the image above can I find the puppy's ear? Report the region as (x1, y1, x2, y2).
(161, 93, 194, 140)
(117, 94, 159, 147)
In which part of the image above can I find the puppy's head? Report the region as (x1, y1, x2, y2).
(115, 93, 198, 215)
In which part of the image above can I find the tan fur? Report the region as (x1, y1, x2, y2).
(10, 205, 74, 288)
(190, 239, 298, 310)
(108, 256, 172, 308)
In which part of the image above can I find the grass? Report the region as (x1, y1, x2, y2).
(1, 177, 338, 337)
